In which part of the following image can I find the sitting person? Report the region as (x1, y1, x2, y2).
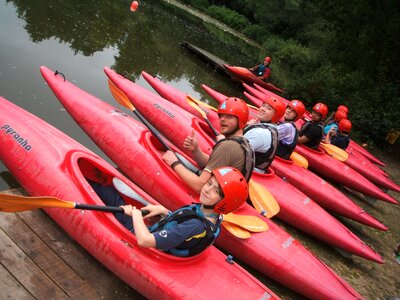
(298, 102, 328, 150)
(244, 96, 286, 173)
(275, 100, 305, 160)
(324, 104, 349, 126)
(249, 56, 272, 80)
(325, 119, 352, 150)
(323, 109, 348, 135)
(90, 166, 248, 257)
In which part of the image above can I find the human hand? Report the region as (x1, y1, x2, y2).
(216, 134, 225, 141)
(142, 204, 169, 219)
(183, 130, 198, 152)
(246, 118, 259, 126)
(162, 150, 178, 166)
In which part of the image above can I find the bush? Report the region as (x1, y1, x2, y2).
(206, 5, 250, 32)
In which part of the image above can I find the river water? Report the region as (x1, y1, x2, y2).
(1, 1, 399, 299)
(0, 0, 257, 189)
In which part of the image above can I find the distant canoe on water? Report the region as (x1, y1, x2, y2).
(181, 41, 284, 93)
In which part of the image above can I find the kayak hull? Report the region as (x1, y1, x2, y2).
(223, 64, 284, 93)
(42, 66, 364, 299)
(271, 156, 388, 231)
(0, 95, 274, 300)
(295, 145, 397, 204)
(141, 71, 221, 131)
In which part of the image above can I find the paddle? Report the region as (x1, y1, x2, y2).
(248, 179, 280, 218)
(320, 143, 348, 162)
(108, 80, 199, 174)
(186, 95, 219, 137)
(0, 193, 143, 214)
(290, 151, 309, 169)
(223, 212, 268, 232)
(222, 222, 251, 239)
(114, 177, 268, 232)
(108, 79, 278, 219)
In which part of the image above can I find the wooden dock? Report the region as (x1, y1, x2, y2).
(181, 41, 232, 76)
(0, 188, 144, 299)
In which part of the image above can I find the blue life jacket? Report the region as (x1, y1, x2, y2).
(149, 204, 221, 257)
(257, 64, 267, 76)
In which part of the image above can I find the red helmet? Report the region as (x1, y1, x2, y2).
(312, 103, 328, 120)
(337, 105, 349, 114)
(334, 110, 348, 122)
(287, 99, 305, 121)
(338, 119, 352, 133)
(218, 97, 249, 129)
(264, 56, 271, 63)
(212, 167, 248, 214)
(263, 97, 286, 123)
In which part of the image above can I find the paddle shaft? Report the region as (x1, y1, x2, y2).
(67, 203, 150, 215)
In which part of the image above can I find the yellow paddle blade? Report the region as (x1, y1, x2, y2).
(223, 213, 268, 232)
(186, 95, 207, 118)
(290, 151, 309, 169)
(108, 79, 135, 111)
(0, 193, 75, 212)
(222, 221, 251, 239)
(320, 143, 348, 162)
(187, 95, 218, 112)
(248, 179, 280, 218)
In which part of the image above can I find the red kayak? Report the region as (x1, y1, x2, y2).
(348, 140, 386, 167)
(244, 90, 263, 107)
(223, 64, 284, 93)
(340, 148, 399, 193)
(295, 145, 397, 204)
(104, 67, 383, 264)
(141, 71, 221, 131)
(271, 156, 388, 231)
(244, 82, 289, 105)
(41, 66, 365, 299)
(0, 96, 275, 300)
(201, 83, 259, 120)
(142, 72, 387, 231)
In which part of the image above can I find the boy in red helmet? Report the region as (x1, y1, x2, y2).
(244, 96, 286, 173)
(91, 167, 247, 257)
(249, 56, 272, 80)
(325, 119, 352, 150)
(163, 97, 255, 193)
(298, 103, 328, 149)
(275, 100, 306, 160)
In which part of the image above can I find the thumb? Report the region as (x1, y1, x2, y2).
(191, 129, 196, 137)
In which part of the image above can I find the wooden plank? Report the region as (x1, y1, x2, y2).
(0, 226, 69, 299)
(0, 188, 143, 299)
(18, 210, 142, 299)
(0, 212, 99, 299)
(0, 263, 34, 300)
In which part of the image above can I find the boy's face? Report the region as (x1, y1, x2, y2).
(284, 106, 298, 121)
(200, 176, 222, 206)
(257, 103, 276, 122)
(311, 110, 322, 122)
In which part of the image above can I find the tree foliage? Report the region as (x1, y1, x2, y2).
(181, 0, 400, 146)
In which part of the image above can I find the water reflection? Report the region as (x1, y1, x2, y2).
(0, 0, 259, 190)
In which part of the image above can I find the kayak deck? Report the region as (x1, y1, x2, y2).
(0, 188, 142, 299)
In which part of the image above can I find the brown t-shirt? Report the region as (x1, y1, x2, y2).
(204, 140, 245, 174)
